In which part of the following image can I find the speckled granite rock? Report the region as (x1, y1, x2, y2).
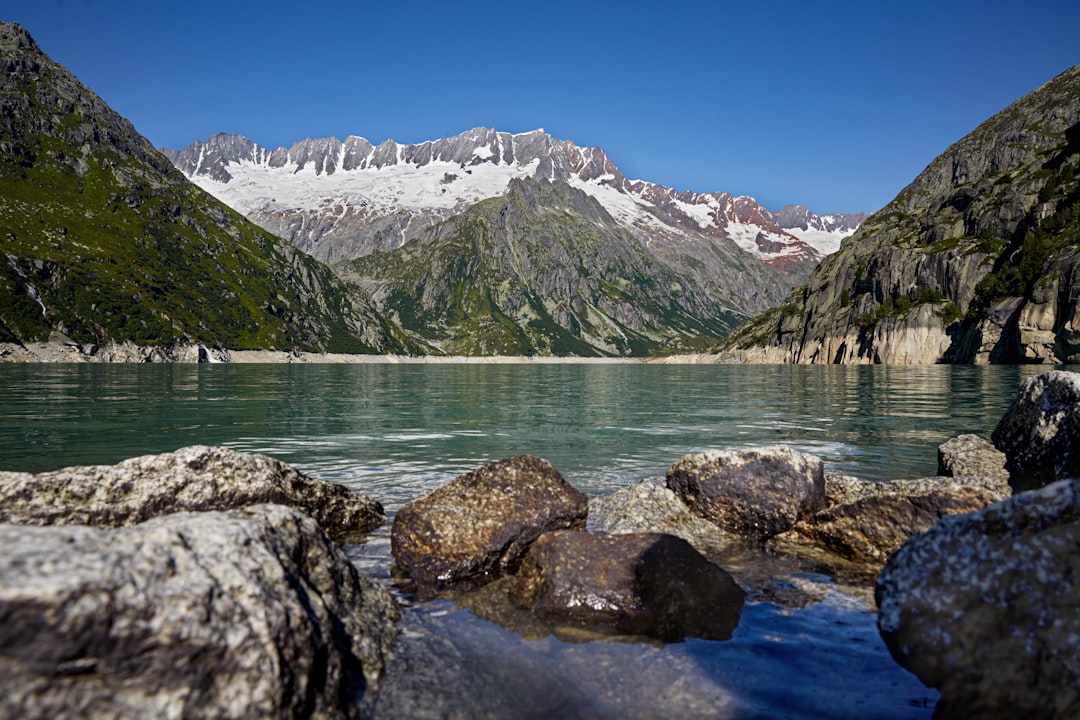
(510, 530, 745, 642)
(992, 371, 1080, 491)
(587, 477, 736, 554)
(665, 446, 825, 538)
(0, 504, 399, 720)
(937, 434, 1008, 482)
(876, 479, 1080, 719)
(0, 445, 384, 542)
(391, 455, 588, 587)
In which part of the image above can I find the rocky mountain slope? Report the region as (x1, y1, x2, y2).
(163, 129, 864, 284)
(725, 64, 1080, 364)
(342, 177, 767, 355)
(0, 22, 415, 354)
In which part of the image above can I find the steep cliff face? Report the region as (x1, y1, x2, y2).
(0, 22, 413, 354)
(343, 178, 765, 356)
(726, 65, 1080, 364)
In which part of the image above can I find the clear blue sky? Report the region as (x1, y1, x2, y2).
(5, 0, 1079, 214)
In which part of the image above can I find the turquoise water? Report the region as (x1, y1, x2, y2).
(0, 363, 1051, 718)
(0, 363, 1041, 506)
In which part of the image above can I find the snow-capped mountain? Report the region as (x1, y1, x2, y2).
(163, 128, 862, 280)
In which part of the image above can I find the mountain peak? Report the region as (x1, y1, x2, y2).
(0, 20, 409, 354)
(164, 127, 862, 277)
(0, 22, 40, 54)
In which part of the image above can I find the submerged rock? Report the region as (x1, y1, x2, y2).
(0, 445, 384, 542)
(937, 433, 1009, 482)
(0, 504, 399, 720)
(390, 455, 588, 587)
(511, 530, 745, 642)
(665, 446, 825, 538)
(992, 370, 1080, 491)
(876, 479, 1080, 719)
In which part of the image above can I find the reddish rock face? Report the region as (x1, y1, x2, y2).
(665, 446, 826, 538)
(390, 455, 588, 588)
(511, 530, 745, 642)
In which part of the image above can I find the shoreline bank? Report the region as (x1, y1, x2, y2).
(0, 338, 749, 365)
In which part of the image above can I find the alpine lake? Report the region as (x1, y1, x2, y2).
(0, 362, 1055, 719)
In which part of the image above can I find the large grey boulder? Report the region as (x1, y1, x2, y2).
(665, 446, 825, 538)
(390, 455, 588, 587)
(876, 479, 1080, 719)
(0, 445, 384, 542)
(992, 370, 1080, 491)
(510, 530, 745, 642)
(0, 504, 399, 720)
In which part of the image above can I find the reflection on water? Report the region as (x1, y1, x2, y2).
(0, 362, 1055, 719)
(0, 363, 1045, 509)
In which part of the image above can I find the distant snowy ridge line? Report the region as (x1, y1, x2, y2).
(163, 127, 864, 269)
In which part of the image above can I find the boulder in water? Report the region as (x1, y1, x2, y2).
(391, 455, 588, 587)
(769, 476, 1006, 572)
(992, 370, 1080, 491)
(665, 446, 825, 538)
(510, 530, 745, 642)
(937, 433, 1009, 482)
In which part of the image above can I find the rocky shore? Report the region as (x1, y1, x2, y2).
(0, 335, 641, 364)
(1, 371, 1077, 718)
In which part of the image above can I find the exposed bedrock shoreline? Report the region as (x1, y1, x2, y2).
(0, 337, 645, 364)
(1, 370, 1077, 718)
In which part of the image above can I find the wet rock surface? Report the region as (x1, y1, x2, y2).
(510, 530, 745, 642)
(769, 481, 1004, 573)
(0, 445, 385, 542)
(665, 446, 825, 538)
(0, 504, 399, 720)
(761, 466, 1009, 582)
(391, 455, 588, 587)
(992, 370, 1080, 491)
(876, 478, 1080, 720)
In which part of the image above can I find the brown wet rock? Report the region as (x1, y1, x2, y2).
(665, 446, 825, 538)
(769, 484, 1004, 573)
(510, 530, 745, 642)
(391, 455, 588, 587)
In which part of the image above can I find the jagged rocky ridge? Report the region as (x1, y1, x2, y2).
(0, 22, 416, 354)
(725, 64, 1080, 364)
(163, 128, 864, 283)
(340, 177, 768, 355)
